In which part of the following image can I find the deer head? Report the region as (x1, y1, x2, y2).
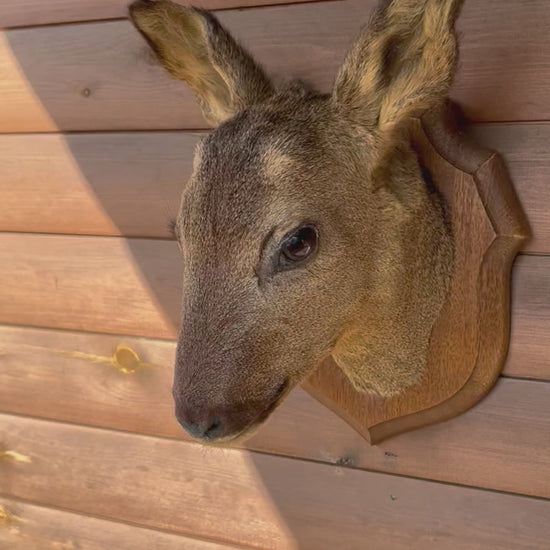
(129, 0, 461, 442)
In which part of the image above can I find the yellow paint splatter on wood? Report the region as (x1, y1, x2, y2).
(0, 505, 23, 529)
(48, 346, 169, 374)
(0, 506, 9, 526)
(13, 342, 170, 373)
(112, 345, 141, 374)
(0, 450, 32, 463)
(108, 345, 170, 374)
(57, 349, 113, 366)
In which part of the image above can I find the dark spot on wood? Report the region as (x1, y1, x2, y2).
(336, 456, 355, 467)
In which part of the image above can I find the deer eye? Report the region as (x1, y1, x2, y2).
(279, 225, 318, 266)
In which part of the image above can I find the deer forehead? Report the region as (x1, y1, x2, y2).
(181, 111, 330, 241)
(262, 147, 296, 183)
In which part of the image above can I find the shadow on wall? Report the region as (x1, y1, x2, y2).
(1, 3, 378, 547)
(1, 1, 368, 341)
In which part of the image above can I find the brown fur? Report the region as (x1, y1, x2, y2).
(129, 0, 462, 442)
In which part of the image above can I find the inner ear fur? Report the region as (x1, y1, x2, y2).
(332, 0, 464, 143)
(129, 0, 273, 125)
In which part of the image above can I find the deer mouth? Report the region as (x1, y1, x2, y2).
(206, 379, 290, 446)
(254, 378, 289, 423)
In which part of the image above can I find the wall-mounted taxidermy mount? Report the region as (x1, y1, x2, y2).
(129, 0, 529, 444)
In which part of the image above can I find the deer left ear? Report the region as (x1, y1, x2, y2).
(332, 0, 463, 143)
(129, 0, 274, 125)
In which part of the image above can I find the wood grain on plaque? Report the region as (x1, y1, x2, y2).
(1, 414, 549, 550)
(0, 123, 548, 253)
(0, 0, 321, 28)
(0, 497, 241, 550)
(0, 325, 548, 498)
(0, 234, 546, 372)
(0, 0, 549, 132)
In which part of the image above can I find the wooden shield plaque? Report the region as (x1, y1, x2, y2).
(302, 103, 530, 444)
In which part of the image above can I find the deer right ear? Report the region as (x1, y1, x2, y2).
(332, 0, 463, 145)
(129, 0, 273, 125)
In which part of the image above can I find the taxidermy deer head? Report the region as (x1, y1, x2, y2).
(129, 0, 462, 442)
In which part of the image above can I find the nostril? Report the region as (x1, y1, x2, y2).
(174, 404, 225, 440)
(204, 417, 223, 439)
(176, 417, 201, 439)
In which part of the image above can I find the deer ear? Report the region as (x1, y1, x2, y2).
(332, 0, 463, 141)
(129, 0, 273, 125)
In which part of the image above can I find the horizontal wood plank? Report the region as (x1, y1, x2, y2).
(0, 325, 549, 498)
(470, 123, 550, 254)
(0, 123, 547, 253)
(0, 132, 199, 238)
(0, 233, 182, 339)
(0, 234, 547, 379)
(1, 414, 549, 550)
(1, 0, 550, 132)
(0, 497, 244, 550)
(0, 0, 320, 29)
(506, 254, 550, 380)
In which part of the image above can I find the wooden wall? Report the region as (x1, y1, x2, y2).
(0, 1, 549, 548)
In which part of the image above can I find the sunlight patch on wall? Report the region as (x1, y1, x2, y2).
(0, 34, 57, 132)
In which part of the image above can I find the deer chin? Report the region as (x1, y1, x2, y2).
(199, 379, 292, 447)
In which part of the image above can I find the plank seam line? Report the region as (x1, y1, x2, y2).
(515, 251, 550, 258)
(1, 409, 549, 502)
(0, 230, 178, 242)
(0, 129, 210, 136)
(0, 230, 176, 242)
(0, 493, 257, 550)
(0, 320, 175, 342)
(0, 232, 549, 260)
(1, 120, 550, 137)
(500, 374, 550, 384)
(0, 0, 343, 31)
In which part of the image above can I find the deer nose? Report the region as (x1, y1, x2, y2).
(175, 403, 229, 441)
